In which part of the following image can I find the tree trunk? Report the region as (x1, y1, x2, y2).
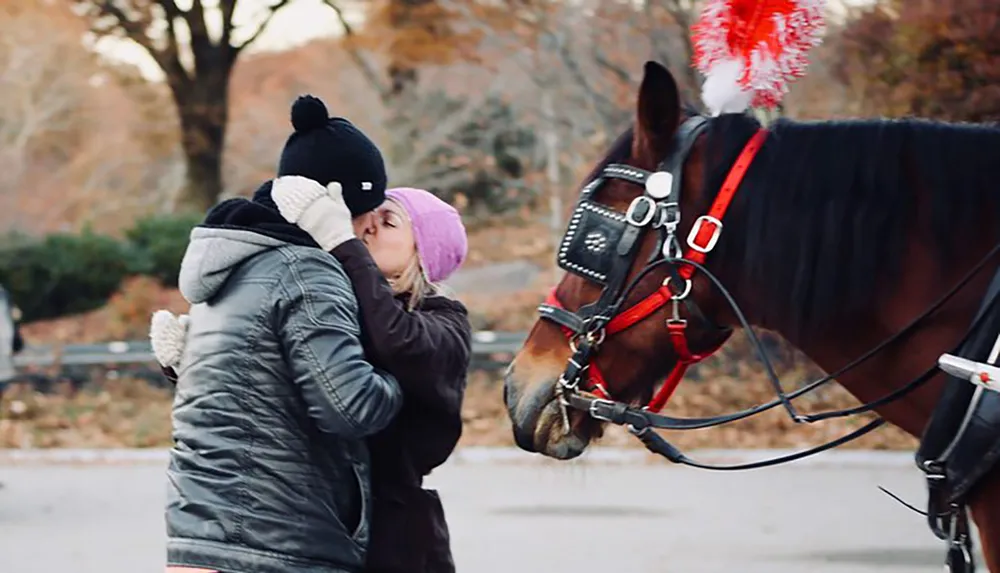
(170, 70, 230, 213)
(386, 0, 437, 98)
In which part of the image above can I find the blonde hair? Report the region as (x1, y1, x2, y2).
(388, 250, 451, 311)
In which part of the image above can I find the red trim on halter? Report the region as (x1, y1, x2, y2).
(680, 128, 768, 279)
(548, 128, 768, 413)
(606, 286, 672, 334)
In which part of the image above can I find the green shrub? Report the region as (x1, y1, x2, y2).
(124, 212, 201, 287)
(0, 230, 139, 322)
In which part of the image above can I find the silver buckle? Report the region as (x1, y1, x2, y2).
(625, 196, 657, 227)
(686, 215, 723, 253)
(661, 234, 683, 259)
(588, 398, 617, 423)
(654, 202, 681, 232)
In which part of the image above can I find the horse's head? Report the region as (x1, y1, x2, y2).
(504, 61, 750, 459)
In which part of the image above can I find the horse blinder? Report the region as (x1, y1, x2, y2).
(544, 117, 716, 418)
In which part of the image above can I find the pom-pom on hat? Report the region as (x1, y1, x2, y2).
(277, 95, 387, 217)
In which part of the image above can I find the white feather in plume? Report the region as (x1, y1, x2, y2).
(700, 57, 755, 116)
(691, 0, 827, 116)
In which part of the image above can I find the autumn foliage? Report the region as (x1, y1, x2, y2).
(4, 0, 998, 333)
(835, 0, 1000, 122)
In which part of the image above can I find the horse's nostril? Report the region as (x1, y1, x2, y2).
(503, 380, 523, 412)
(503, 367, 520, 409)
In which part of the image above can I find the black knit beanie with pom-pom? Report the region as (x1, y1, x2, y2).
(275, 94, 387, 217)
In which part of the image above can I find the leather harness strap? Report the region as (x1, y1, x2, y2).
(544, 128, 768, 412)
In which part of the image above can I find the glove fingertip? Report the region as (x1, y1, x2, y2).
(325, 181, 343, 200)
(272, 176, 327, 223)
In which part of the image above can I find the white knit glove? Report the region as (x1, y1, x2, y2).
(149, 310, 189, 369)
(271, 175, 354, 251)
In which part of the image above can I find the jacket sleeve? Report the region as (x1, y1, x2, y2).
(277, 250, 403, 438)
(331, 239, 471, 377)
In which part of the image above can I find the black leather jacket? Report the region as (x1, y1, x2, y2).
(165, 227, 402, 573)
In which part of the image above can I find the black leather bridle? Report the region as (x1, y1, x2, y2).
(538, 114, 1000, 474)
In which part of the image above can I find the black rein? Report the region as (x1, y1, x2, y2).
(569, 240, 1000, 471)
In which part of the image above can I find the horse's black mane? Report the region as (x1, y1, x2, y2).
(586, 113, 1000, 343)
(707, 113, 1000, 341)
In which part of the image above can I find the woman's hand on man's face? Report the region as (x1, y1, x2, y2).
(271, 176, 355, 251)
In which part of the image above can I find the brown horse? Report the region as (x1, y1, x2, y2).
(503, 61, 1000, 570)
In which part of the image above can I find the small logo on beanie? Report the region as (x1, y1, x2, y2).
(361, 182, 372, 191)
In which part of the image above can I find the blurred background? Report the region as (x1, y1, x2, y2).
(2, 2, 999, 571)
(0, 0, 998, 455)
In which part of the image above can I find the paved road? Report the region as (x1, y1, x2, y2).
(444, 260, 542, 295)
(0, 450, 982, 573)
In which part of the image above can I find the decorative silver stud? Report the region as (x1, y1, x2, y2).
(584, 231, 608, 253)
(645, 171, 674, 199)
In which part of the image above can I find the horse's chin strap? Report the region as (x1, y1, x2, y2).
(947, 517, 976, 573)
(542, 284, 724, 411)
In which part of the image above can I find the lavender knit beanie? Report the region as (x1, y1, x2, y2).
(385, 187, 468, 283)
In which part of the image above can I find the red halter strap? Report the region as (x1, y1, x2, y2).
(548, 128, 768, 411)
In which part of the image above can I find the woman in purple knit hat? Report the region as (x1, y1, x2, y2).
(268, 178, 472, 573)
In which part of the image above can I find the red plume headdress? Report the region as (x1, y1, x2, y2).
(691, 0, 827, 115)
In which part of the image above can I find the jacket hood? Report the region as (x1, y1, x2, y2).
(178, 227, 287, 304)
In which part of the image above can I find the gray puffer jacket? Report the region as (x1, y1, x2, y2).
(166, 227, 403, 573)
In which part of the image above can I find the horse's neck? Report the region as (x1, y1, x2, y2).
(779, 240, 1000, 437)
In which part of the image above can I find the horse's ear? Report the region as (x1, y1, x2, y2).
(633, 61, 681, 162)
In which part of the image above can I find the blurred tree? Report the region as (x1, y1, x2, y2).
(0, 5, 91, 195)
(382, 0, 467, 96)
(75, 0, 294, 212)
(394, 91, 541, 218)
(834, 0, 1000, 122)
(316, 0, 543, 219)
(322, 0, 503, 100)
(0, 0, 177, 233)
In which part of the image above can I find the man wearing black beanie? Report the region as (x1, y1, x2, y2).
(164, 94, 402, 573)
(276, 94, 387, 216)
(193, 94, 388, 247)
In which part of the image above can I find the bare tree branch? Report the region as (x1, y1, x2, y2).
(0, 28, 86, 154)
(554, 35, 621, 130)
(85, 0, 192, 85)
(219, 0, 236, 47)
(390, 74, 507, 181)
(182, 0, 214, 74)
(319, 0, 391, 99)
(646, 0, 701, 97)
(90, 1, 161, 59)
(233, 0, 293, 54)
(591, 43, 630, 85)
